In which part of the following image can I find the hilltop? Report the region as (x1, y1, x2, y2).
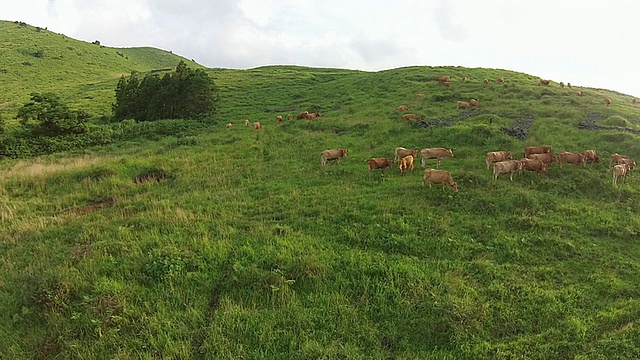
(1, 23, 640, 359)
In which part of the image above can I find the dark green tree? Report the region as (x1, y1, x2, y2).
(16, 92, 89, 135)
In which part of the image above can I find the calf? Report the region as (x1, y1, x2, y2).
(420, 148, 454, 168)
(423, 169, 458, 192)
(493, 160, 523, 181)
(612, 164, 631, 185)
(395, 147, 418, 162)
(368, 158, 394, 174)
(399, 155, 414, 176)
(321, 148, 348, 166)
(485, 151, 513, 170)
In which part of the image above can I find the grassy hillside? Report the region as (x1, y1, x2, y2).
(2, 28, 640, 359)
(0, 20, 202, 117)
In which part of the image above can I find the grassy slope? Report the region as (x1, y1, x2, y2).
(0, 20, 202, 117)
(2, 29, 640, 359)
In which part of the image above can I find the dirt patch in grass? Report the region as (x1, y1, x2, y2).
(134, 169, 173, 184)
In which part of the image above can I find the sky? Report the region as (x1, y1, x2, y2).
(4, 0, 640, 97)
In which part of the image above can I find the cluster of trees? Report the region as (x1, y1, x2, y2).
(112, 60, 218, 122)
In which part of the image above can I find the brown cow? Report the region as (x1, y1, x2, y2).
(575, 91, 582, 96)
(612, 164, 631, 185)
(530, 153, 557, 165)
(415, 93, 426, 98)
(297, 111, 309, 120)
(582, 150, 600, 163)
(469, 98, 479, 107)
(321, 148, 348, 166)
(611, 153, 629, 166)
(276, 115, 283, 122)
(497, 77, 505, 84)
(456, 101, 470, 109)
(420, 148, 454, 168)
(604, 98, 612, 106)
(307, 112, 320, 120)
(442, 81, 451, 88)
(461, 76, 468, 81)
(539, 79, 550, 86)
(558, 151, 586, 166)
(253, 121, 262, 130)
(559, 82, 565, 88)
(368, 157, 394, 173)
(423, 169, 458, 192)
(226, 122, 233, 129)
(525, 146, 552, 158)
(396, 105, 409, 111)
(615, 157, 637, 171)
(402, 114, 422, 121)
(395, 147, 418, 162)
(483, 79, 489, 85)
(485, 151, 513, 170)
(519, 158, 548, 176)
(567, 82, 572, 88)
(287, 114, 294, 121)
(244, 119, 250, 126)
(435, 76, 450, 82)
(493, 160, 523, 181)
(399, 155, 415, 176)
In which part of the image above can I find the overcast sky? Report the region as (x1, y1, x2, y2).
(4, 0, 640, 97)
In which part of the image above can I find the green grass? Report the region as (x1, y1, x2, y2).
(2, 23, 640, 359)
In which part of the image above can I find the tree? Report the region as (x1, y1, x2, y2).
(112, 61, 218, 122)
(16, 93, 89, 135)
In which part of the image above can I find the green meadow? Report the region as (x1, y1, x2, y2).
(1, 20, 640, 359)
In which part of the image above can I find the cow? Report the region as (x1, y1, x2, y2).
(402, 114, 422, 121)
(461, 76, 468, 81)
(276, 115, 283, 122)
(399, 155, 415, 176)
(524, 146, 552, 158)
(244, 119, 250, 126)
(497, 77, 505, 84)
(442, 81, 451, 88)
(396, 105, 409, 111)
(530, 153, 557, 165)
(485, 151, 513, 170)
(469, 98, 479, 107)
(567, 82, 572, 88)
(493, 160, 523, 181)
(435, 76, 450, 82)
(558, 151, 586, 166)
(415, 93, 426, 98)
(582, 150, 600, 163)
(395, 147, 418, 162)
(226, 123, 233, 129)
(253, 121, 262, 130)
(575, 91, 582, 96)
(519, 158, 548, 176)
(612, 163, 631, 185)
(321, 149, 348, 166)
(287, 114, 294, 120)
(456, 101, 470, 109)
(559, 82, 565, 88)
(420, 148, 454, 168)
(604, 98, 612, 106)
(368, 158, 394, 174)
(306, 112, 320, 120)
(483, 79, 489, 85)
(539, 79, 550, 86)
(423, 169, 458, 192)
(633, 99, 639, 104)
(610, 153, 629, 166)
(615, 158, 637, 171)
(298, 111, 310, 120)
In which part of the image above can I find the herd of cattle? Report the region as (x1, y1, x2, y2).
(320, 145, 637, 192)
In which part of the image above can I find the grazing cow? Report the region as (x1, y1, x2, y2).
(402, 114, 422, 121)
(539, 79, 550, 86)
(497, 77, 505, 84)
(567, 82, 572, 88)
(253, 121, 262, 130)
(321, 148, 348, 166)
(469, 98, 479, 107)
(519, 158, 548, 176)
(456, 101, 470, 109)
(611, 153, 629, 166)
(306, 112, 320, 120)
(559, 82, 565, 88)
(485, 151, 514, 170)
(395, 147, 418, 162)
(575, 91, 582, 96)
(483, 79, 489, 85)
(420, 148, 454, 168)
(612, 164, 631, 185)
(396, 105, 409, 111)
(530, 153, 558, 165)
(582, 150, 600, 163)
(558, 151, 586, 166)
(604, 98, 612, 106)
(368, 157, 394, 174)
(632, 99, 639, 104)
(435, 76, 450, 82)
(493, 160, 523, 181)
(442, 81, 452, 88)
(423, 169, 458, 192)
(461, 76, 468, 81)
(226, 123, 233, 129)
(288, 114, 294, 120)
(524, 146, 552, 158)
(276, 115, 283, 122)
(415, 93, 426, 98)
(297, 111, 309, 120)
(615, 157, 637, 171)
(244, 119, 250, 126)
(399, 155, 415, 176)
